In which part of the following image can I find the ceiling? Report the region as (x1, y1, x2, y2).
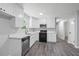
(22, 3, 79, 19)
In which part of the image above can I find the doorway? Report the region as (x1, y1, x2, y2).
(55, 17, 76, 45)
(55, 18, 66, 42)
(67, 18, 76, 45)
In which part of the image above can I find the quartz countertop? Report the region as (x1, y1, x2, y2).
(47, 31, 56, 34)
(9, 33, 30, 39)
(27, 31, 56, 35)
(27, 31, 40, 35)
(9, 31, 56, 39)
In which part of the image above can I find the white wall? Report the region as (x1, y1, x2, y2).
(64, 21, 68, 37)
(56, 20, 65, 40)
(76, 11, 79, 48)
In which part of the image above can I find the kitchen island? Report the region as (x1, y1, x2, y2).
(9, 33, 30, 56)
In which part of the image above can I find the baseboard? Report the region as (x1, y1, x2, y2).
(47, 41, 56, 44)
(74, 45, 79, 48)
(67, 41, 79, 48)
(68, 41, 72, 44)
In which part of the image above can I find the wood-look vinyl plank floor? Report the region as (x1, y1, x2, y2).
(26, 39, 79, 56)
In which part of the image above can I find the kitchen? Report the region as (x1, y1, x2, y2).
(0, 3, 79, 56)
(0, 3, 56, 56)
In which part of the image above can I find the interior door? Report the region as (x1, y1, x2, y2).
(68, 21, 75, 45)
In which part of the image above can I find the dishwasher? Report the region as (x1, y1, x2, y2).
(22, 36, 30, 56)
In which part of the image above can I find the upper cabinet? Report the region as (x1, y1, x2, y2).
(0, 4, 24, 27)
(46, 18, 55, 28)
(29, 17, 55, 28)
(38, 18, 55, 28)
(0, 3, 55, 28)
(32, 17, 39, 28)
(0, 4, 23, 17)
(29, 16, 39, 28)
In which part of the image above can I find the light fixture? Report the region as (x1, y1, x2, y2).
(56, 19, 60, 22)
(56, 19, 62, 22)
(40, 13, 43, 15)
(63, 20, 67, 22)
(18, 14, 23, 18)
(71, 21, 74, 24)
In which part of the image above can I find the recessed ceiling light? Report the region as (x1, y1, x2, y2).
(71, 21, 74, 24)
(56, 19, 62, 22)
(40, 13, 43, 15)
(18, 14, 23, 18)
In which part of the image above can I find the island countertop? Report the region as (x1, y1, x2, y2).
(9, 33, 30, 39)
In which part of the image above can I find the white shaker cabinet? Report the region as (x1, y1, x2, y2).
(30, 32, 39, 47)
(47, 32, 56, 42)
(15, 17, 24, 27)
(0, 4, 23, 17)
(29, 17, 39, 28)
(0, 4, 24, 28)
(47, 19, 55, 28)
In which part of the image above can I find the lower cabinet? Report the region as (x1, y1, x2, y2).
(30, 32, 39, 47)
(9, 36, 30, 56)
(30, 32, 56, 47)
(47, 33, 56, 42)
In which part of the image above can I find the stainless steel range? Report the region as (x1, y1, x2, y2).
(39, 30, 47, 42)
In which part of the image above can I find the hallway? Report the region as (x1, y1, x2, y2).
(26, 39, 79, 56)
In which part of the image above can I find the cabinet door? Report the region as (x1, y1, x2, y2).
(47, 33, 56, 42)
(47, 19, 55, 28)
(30, 35, 36, 47)
(30, 33, 39, 47)
(15, 17, 24, 27)
(32, 17, 39, 28)
(0, 4, 23, 17)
